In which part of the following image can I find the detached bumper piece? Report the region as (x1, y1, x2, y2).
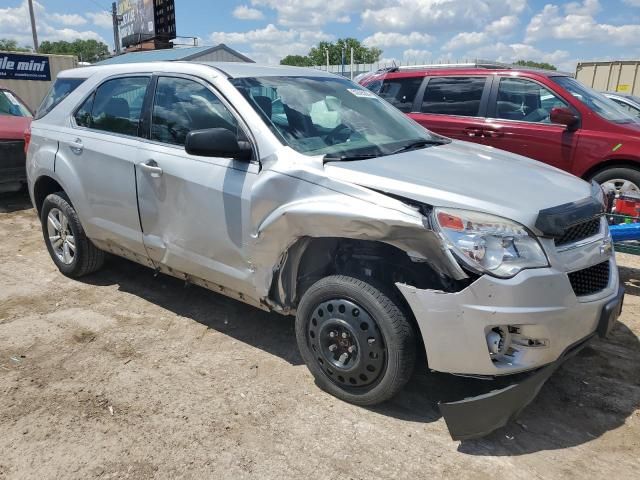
(440, 284, 624, 441)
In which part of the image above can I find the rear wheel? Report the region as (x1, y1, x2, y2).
(41, 192, 104, 277)
(295, 275, 416, 406)
(591, 167, 640, 195)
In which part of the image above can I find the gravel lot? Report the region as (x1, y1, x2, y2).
(1, 190, 639, 479)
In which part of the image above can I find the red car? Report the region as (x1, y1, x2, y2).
(360, 63, 640, 194)
(0, 87, 32, 193)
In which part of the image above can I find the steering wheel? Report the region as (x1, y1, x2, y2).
(325, 124, 353, 145)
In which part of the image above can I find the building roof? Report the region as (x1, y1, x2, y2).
(96, 44, 254, 65)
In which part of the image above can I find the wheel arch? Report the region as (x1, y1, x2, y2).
(269, 236, 473, 313)
(33, 175, 65, 216)
(581, 158, 640, 182)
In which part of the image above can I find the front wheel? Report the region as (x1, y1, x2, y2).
(295, 275, 416, 406)
(591, 167, 640, 196)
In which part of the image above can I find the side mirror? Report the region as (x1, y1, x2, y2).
(550, 107, 579, 131)
(185, 128, 252, 160)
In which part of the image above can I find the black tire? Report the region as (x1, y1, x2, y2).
(40, 191, 104, 277)
(296, 275, 416, 406)
(591, 167, 640, 193)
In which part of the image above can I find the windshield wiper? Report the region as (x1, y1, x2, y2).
(323, 153, 380, 163)
(389, 139, 448, 155)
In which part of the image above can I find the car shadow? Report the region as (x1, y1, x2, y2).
(78, 255, 639, 455)
(0, 190, 32, 213)
(81, 256, 304, 366)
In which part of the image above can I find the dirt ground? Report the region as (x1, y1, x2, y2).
(0, 190, 638, 480)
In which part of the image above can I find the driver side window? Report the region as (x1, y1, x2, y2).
(151, 76, 238, 146)
(495, 78, 568, 123)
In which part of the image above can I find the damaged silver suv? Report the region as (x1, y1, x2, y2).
(26, 62, 624, 440)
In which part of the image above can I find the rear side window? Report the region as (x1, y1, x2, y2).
(90, 77, 150, 136)
(421, 77, 486, 117)
(0, 90, 32, 117)
(377, 77, 423, 113)
(35, 78, 85, 119)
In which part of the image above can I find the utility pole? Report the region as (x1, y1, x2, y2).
(27, 0, 38, 51)
(112, 2, 122, 55)
(325, 48, 329, 71)
(350, 47, 354, 80)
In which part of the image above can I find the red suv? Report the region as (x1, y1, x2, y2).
(360, 63, 640, 194)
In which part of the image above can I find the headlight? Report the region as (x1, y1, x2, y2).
(434, 207, 548, 278)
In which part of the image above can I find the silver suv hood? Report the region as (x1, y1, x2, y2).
(324, 140, 592, 231)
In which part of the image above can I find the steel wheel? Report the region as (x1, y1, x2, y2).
(46, 207, 75, 265)
(307, 298, 386, 388)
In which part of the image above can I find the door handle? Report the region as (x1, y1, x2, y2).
(139, 160, 163, 178)
(68, 138, 83, 154)
(483, 129, 504, 138)
(464, 127, 484, 138)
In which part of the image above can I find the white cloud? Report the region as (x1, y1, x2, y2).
(233, 5, 264, 20)
(0, 1, 108, 49)
(442, 15, 518, 51)
(209, 24, 332, 64)
(526, 0, 640, 46)
(361, 0, 526, 32)
(467, 42, 573, 70)
(251, 0, 385, 27)
(442, 31, 488, 51)
(363, 31, 434, 48)
(402, 49, 432, 61)
(485, 15, 519, 36)
(623, 0, 640, 5)
(47, 13, 87, 26)
(86, 11, 113, 30)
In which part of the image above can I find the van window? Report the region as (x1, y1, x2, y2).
(377, 77, 422, 113)
(421, 77, 486, 117)
(35, 77, 86, 119)
(90, 77, 150, 136)
(495, 78, 568, 123)
(151, 77, 237, 146)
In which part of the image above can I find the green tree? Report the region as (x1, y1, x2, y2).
(280, 54, 314, 67)
(0, 38, 31, 52)
(39, 39, 110, 63)
(514, 59, 557, 71)
(280, 38, 382, 66)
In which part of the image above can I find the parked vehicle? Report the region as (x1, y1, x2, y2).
(603, 92, 640, 119)
(26, 62, 623, 440)
(0, 87, 32, 192)
(360, 62, 640, 195)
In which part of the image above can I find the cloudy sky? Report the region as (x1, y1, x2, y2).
(1, 0, 639, 70)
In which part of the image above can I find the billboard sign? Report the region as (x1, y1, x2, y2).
(118, 0, 156, 48)
(0, 53, 51, 81)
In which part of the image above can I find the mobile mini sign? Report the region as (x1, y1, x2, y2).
(0, 54, 51, 81)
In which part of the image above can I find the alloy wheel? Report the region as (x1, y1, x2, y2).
(46, 208, 76, 265)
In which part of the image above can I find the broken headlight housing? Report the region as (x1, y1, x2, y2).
(434, 207, 549, 278)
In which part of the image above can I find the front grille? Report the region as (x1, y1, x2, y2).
(568, 261, 610, 296)
(555, 217, 601, 246)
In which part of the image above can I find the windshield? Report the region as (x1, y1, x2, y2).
(552, 76, 637, 124)
(230, 75, 446, 159)
(0, 90, 32, 117)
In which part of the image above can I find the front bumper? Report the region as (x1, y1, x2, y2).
(439, 284, 624, 440)
(396, 259, 619, 376)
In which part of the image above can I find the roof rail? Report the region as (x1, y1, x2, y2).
(377, 60, 513, 73)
